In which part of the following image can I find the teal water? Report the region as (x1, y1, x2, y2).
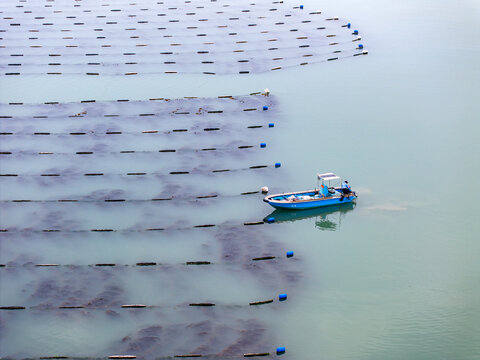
(1, 0, 480, 358)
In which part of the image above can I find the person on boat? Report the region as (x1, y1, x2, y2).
(341, 180, 352, 195)
(321, 184, 331, 197)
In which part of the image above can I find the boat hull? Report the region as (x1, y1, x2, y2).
(263, 190, 356, 210)
(264, 202, 355, 222)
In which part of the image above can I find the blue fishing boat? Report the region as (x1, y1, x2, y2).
(263, 172, 357, 210)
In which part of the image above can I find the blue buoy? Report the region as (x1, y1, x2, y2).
(268, 123, 274, 128)
(275, 162, 281, 168)
(353, 30, 359, 35)
(347, 23, 351, 28)
(276, 347, 286, 355)
(266, 217, 275, 223)
(263, 105, 268, 110)
(260, 143, 266, 148)
(299, 5, 303, 9)
(279, 293, 287, 301)
(286, 251, 294, 258)
(358, 44, 363, 49)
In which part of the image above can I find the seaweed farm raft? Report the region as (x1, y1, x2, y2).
(0, 92, 301, 357)
(0, 0, 366, 76)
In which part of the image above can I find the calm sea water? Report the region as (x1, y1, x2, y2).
(1, 0, 479, 358)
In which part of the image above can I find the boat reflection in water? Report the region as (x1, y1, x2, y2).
(264, 202, 355, 231)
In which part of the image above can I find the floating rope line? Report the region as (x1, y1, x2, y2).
(2, 52, 367, 76)
(0, 143, 265, 156)
(0, 91, 265, 106)
(0, 162, 280, 178)
(0, 294, 285, 311)
(1, 39, 361, 64)
(4, 49, 360, 71)
(2, 349, 286, 360)
(0, 253, 291, 268)
(0, 107, 271, 120)
(2, 29, 354, 48)
(0, 93, 273, 122)
(0, 108, 269, 118)
(0, 124, 271, 137)
(0, 218, 271, 234)
(0, 189, 261, 203)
